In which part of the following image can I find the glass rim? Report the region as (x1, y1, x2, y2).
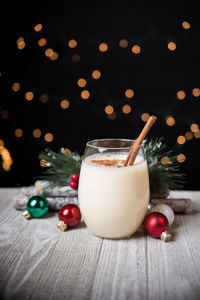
(86, 138, 143, 150)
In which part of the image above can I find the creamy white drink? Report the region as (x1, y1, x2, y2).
(78, 151, 149, 239)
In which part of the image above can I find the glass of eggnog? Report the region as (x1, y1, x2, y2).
(78, 138, 149, 239)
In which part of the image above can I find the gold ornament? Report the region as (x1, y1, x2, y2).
(22, 210, 31, 220)
(160, 231, 172, 242)
(57, 220, 68, 232)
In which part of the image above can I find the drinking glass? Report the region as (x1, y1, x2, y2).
(78, 138, 149, 239)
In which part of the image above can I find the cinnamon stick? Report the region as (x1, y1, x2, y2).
(124, 115, 157, 166)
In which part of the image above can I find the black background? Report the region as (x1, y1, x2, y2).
(0, 0, 200, 189)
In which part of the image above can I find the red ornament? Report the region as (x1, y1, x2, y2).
(58, 204, 81, 227)
(71, 174, 79, 182)
(70, 180, 78, 189)
(144, 212, 169, 238)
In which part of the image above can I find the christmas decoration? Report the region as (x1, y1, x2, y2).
(144, 212, 172, 242)
(151, 204, 175, 226)
(57, 204, 81, 231)
(22, 195, 49, 219)
(69, 174, 79, 189)
(38, 137, 185, 196)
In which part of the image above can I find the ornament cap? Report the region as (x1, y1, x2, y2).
(160, 231, 172, 242)
(22, 210, 31, 220)
(57, 220, 68, 232)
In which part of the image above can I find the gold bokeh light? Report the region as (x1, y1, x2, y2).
(166, 116, 175, 126)
(33, 129, 41, 138)
(77, 78, 87, 87)
(177, 153, 186, 163)
(185, 131, 193, 140)
(141, 113, 150, 122)
(40, 94, 49, 103)
(12, 82, 20, 92)
(122, 104, 131, 114)
(131, 45, 141, 54)
(192, 88, 200, 97)
(125, 89, 134, 98)
(15, 128, 23, 138)
(45, 48, 54, 57)
(182, 21, 191, 30)
(38, 38, 47, 47)
(25, 91, 34, 101)
(105, 105, 114, 115)
(194, 130, 200, 138)
(68, 39, 77, 48)
(34, 24, 42, 32)
(92, 70, 101, 79)
(190, 123, 199, 132)
(99, 43, 108, 52)
(60, 99, 70, 109)
(168, 42, 176, 51)
(81, 90, 90, 100)
(177, 90, 186, 100)
(44, 133, 53, 142)
(177, 135, 186, 144)
(119, 39, 128, 48)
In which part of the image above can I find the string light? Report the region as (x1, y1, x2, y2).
(125, 89, 134, 98)
(38, 38, 47, 47)
(131, 45, 141, 54)
(141, 113, 150, 122)
(185, 131, 193, 140)
(60, 99, 70, 109)
(192, 88, 200, 97)
(34, 24, 42, 32)
(15, 128, 23, 138)
(40, 94, 49, 103)
(33, 129, 41, 138)
(81, 90, 90, 99)
(167, 42, 176, 51)
(166, 116, 175, 126)
(105, 105, 114, 115)
(12, 82, 20, 92)
(177, 90, 186, 100)
(182, 21, 191, 30)
(190, 123, 199, 132)
(99, 43, 108, 52)
(68, 39, 77, 48)
(25, 91, 34, 101)
(177, 135, 186, 144)
(44, 133, 53, 142)
(122, 104, 131, 114)
(119, 39, 128, 48)
(177, 154, 186, 163)
(77, 78, 87, 87)
(92, 70, 101, 79)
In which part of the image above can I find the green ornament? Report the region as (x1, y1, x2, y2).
(25, 195, 49, 218)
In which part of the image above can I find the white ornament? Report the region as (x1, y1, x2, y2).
(151, 204, 175, 226)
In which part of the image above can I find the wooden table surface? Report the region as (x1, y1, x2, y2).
(0, 188, 200, 300)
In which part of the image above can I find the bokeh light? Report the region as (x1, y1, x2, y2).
(182, 21, 191, 30)
(192, 88, 200, 97)
(194, 130, 200, 138)
(34, 24, 42, 32)
(15, 128, 23, 138)
(119, 39, 128, 48)
(38, 38, 47, 47)
(44, 133, 53, 142)
(167, 42, 176, 51)
(40, 94, 49, 103)
(60, 99, 70, 109)
(166, 116, 175, 126)
(68, 39, 77, 48)
(185, 131, 193, 140)
(105, 105, 114, 115)
(122, 104, 131, 114)
(190, 123, 199, 132)
(72, 54, 80, 62)
(12, 82, 20, 92)
(81, 90, 90, 99)
(92, 70, 101, 79)
(177, 135, 186, 144)
(99, 43, 108, 52)
(177, 154, 186, 163)
(141, 113, 150, 122)
(125, 89, 134, 98)
(25, 91, 34, 101)
(131, 45, 141, 54)
(177, 90, 186, 100)
(77, 78, 87, 87)
(33, 129, 42, 138)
